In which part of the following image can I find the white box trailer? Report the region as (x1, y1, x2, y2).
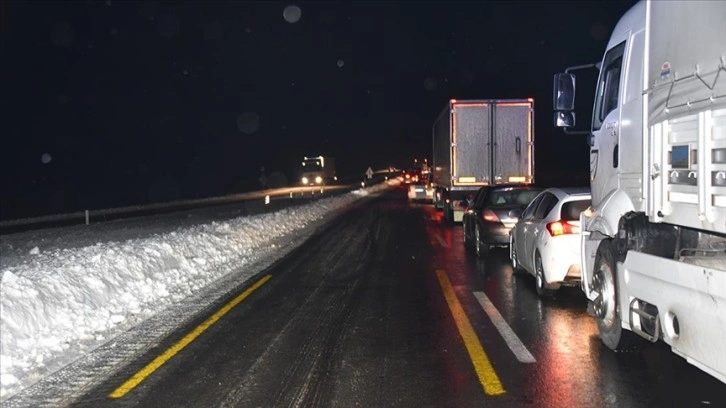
(432, 99, 535, 222)
(553, 0, 726, 383)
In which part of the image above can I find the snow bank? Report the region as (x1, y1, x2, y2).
(0, 182, 394, 401)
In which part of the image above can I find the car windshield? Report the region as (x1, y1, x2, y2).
(486, 189, 541, 206)
(561, 199, 592, 221)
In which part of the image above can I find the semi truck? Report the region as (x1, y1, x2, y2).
(300, 156, 336, 186)
(432, 99, 535, 222)
(553, 0, 726, 383)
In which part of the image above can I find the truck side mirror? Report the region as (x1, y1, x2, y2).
(553, 73, 576, 111)
(554, 111, 576, 128)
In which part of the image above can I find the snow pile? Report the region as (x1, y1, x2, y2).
(0, 181, 394, 401)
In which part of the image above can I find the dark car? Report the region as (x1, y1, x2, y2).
(462, 184, 543, 258)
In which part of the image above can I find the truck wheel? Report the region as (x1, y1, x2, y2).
(442, 200, 450, 222)
(535, 251, 559, 297)
(475, 225, 489, 258)
(592, 239, 643, 350)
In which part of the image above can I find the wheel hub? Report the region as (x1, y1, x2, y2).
(591, 268, 615, 327)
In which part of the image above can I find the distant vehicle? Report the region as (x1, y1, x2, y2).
(402, 168, 420, 185)
(553, 0, 726, 382)
(407, 172, 434, 202)
(462, 184, 543, 258)
(300, 156, 336, 186)
(509, 187, 591, 297)
(432, 99, 535, 223)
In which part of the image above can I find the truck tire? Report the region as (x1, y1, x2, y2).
(442, 200, 453, 224)
(592, 239, 643, 351)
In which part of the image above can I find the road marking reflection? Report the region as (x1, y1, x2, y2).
(435, 269, 505, 396)
(473, 291, 536, 363)
(109, 274, 272, 399)
(434, 233, 448, 248)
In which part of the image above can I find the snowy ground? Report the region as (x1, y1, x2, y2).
(0, 180, 396, 403)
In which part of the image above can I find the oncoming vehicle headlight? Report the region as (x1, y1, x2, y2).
(302, 177, 309, 184)
(315, 176, 323, 184)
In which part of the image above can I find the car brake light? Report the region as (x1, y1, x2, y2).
(546, 221, 579, 236)
(482, 209, 500, 222)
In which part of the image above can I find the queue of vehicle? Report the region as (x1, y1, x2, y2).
(412, 0, 726, 385)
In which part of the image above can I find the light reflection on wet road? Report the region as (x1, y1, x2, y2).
(417, 191, 726, 407)
(64, 188, 726, 408)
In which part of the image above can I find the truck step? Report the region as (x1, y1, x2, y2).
(629, 298, 660, 343)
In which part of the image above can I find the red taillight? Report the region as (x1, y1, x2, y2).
(482, 209, 500, 222)
(546, 221, 579, 236)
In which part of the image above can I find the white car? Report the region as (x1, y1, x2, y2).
(509, 187, 591, 297)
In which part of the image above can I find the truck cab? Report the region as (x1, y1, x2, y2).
(301, 156, 336, 186)
(553, 0, 726, 383)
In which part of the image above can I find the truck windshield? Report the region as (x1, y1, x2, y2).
(302, 160, 323, 171)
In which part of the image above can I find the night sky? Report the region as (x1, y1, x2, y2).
(1, 1, 637, 220)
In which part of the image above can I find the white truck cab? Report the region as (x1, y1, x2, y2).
(554, 0, 726, 383)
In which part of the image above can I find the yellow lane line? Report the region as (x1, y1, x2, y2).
(109, 274, 272, 398)
(435, 269, 505, 396)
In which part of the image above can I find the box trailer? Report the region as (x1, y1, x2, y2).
(432, 99, 535, 222)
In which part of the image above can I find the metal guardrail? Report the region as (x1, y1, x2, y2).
(0, 175, 393, 235)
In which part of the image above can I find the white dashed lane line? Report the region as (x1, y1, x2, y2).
(433, 233, 448, 248)
(473, 291, 536, 363)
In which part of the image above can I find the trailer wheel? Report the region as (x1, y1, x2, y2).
(442, 200, 454, 224)
(592, 239, 643, 350)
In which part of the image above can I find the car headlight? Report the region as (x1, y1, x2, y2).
(315, 176, 323, 184)
(302, 177, 309, 184)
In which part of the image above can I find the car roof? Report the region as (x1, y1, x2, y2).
(480, 184, 542, 191)
(541, 186, 591, 198)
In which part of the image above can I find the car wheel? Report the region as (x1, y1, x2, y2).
(534, 251, 559, 297)
(475, 225, 489, 259)
(592, 240, 643, 350)
(463, 221, 471, 249)
(511, 237, 524, 275)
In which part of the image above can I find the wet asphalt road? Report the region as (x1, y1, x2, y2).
(71, 187, 726, 407)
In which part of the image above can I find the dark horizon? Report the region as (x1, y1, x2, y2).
(0, 1, 637, 220)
